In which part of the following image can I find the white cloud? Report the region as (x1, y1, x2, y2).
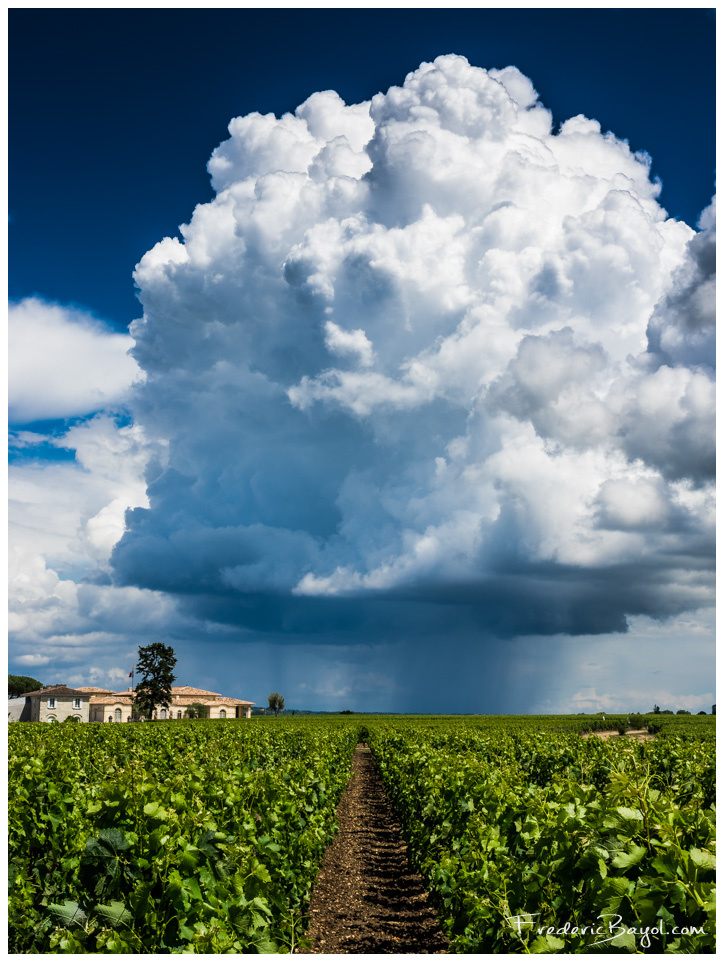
(10, 417, 151, 568)
(611, 363, 715, 483)
(8, 415, 173, 675)
(67, 666, 132, 688)
(595, 478, 672, 531)
(9, 298, 142, 423)
(646, 196, 715, 371)
(324, 320, 375, 367)
(111, 54, 714, 643)
(16, 653, 51, 667)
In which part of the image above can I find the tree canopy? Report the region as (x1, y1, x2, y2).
(133, 643, 177, 720)
(268, 692, 285, 717)
(184, 702, 208, 719)
(9, 675, 44, 697)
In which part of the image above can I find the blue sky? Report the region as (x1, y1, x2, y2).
(9, 8, 715, 713)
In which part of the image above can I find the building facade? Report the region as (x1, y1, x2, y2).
(16, 684, 254, 722)
(19, 685, 91, 723)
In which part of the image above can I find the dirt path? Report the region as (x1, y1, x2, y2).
(305, 744, 448, 954)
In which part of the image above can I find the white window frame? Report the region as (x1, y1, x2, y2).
(219, 709, 227, 719)
(47, 697, 56, 709)
(73, 698, 82, 709)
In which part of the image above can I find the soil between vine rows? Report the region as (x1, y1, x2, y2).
(305, 744, 449, 954)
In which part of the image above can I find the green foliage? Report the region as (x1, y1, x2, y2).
(62, 715, 81, 724)
(268, 692, 285, 717)
(133, 643, 177, 720)
(627, 714, 645, 729)
(8, 713, 715, 954)
(9, 719, 357, 952)
(184, 702, 208, 719)
(647, 720, 664, 735)
(9, 674, 44, 697)
(366, 720, 715, 953)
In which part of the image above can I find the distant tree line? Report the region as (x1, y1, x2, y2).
(651, 705, 701, 715)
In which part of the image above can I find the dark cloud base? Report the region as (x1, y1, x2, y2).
(112, 553, 713, 644)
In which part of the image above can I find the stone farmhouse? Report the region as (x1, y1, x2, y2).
(12, 684, 254, 723)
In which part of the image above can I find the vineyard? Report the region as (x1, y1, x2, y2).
(8, 714, 715, 953)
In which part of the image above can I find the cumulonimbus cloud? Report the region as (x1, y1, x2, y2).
(113, 55, 715, 639)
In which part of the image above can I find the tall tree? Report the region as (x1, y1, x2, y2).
(133, 643, 177, 720)
(267, 692, 285, 717)
(9, 675, 44, 697)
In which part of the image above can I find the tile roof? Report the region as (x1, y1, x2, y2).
(172, 696, 254, 706)
(22, 684, 89, 698)
(74, 686, 117, 693)
(89, 693, 134, 704)
(86, 686, 254, 707)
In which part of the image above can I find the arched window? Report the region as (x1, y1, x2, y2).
(159, 708, 167, 720)
(177, 711, 182, 719)
(73, 715, 82, 722)
(108, 715, 113, 722)
(114, 708, 122, 722)
(127, 716, 131, 722)
(219, 709, 226, 719)
(47, 715, 57, 723)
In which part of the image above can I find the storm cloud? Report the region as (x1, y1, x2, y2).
(111, 55, 715, 642)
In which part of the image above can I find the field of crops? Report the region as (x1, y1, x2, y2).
(9, 721, 357, 953)
(368, 718, 715, 953)
(8, 714, 715, 953)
